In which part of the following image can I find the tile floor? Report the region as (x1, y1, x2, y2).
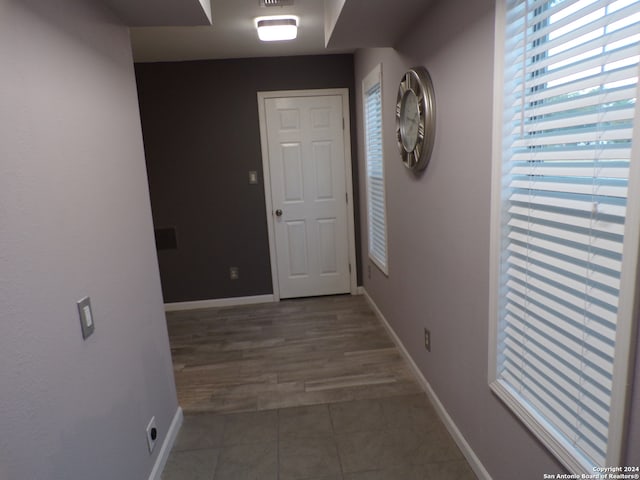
(161, 393, 477, 480)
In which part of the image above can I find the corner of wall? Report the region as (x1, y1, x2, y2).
(147, 407, 183, 480)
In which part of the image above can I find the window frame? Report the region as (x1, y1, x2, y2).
(363, 63, 389, 275)
(488, 0, 640, 472)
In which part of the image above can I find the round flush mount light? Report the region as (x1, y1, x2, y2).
(255, 16, 298, 42)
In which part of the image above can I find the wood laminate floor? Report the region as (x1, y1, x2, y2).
(166, 294, 423, 414)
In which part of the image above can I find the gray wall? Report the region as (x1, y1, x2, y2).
(354, 0, 640, 478)
(0, 0, 178, 478)
(135, 55, 360, 304)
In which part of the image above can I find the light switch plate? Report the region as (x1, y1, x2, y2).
(248, 171, 258, 184)
(77, 296, 95, 340)
(230, 267, 239, 280)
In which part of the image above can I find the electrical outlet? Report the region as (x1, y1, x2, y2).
(146, 417, 158, 454)
(230, 267, 239, 280)
(424, 328, 431, 352)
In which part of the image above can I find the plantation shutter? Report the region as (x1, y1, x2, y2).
(364, 66, 388, 273)
(494, 0, 640, 471)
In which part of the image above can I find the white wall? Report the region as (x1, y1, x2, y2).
(355, 0, 639, 477)
(0, 0, 178, 478)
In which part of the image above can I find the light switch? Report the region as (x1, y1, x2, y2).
(77, 296, 95, 340)
(248, 171, 258, 184)
(83, 305, 93, 327)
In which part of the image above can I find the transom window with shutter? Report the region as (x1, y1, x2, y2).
(489, 0, 640, 473)
(363, 64, 389, 274)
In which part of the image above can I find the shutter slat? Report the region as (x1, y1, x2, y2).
(511, 146, 632, 161)
(506, 241, 621, 290)
(509, 162, 630, 180)
(507, 217, 624, 255)
(520, 84, 637, 117)
(506, 253, 620, 309)
(507, 230, 622, 272)
(509, 191, 627, 217)
(511, 127, 634, 148)
(508, 178, 628, 199)
(516, 106, 636, 134)
(516, 64, 638, 106)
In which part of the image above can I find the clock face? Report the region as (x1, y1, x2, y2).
(396, 67, 436, 173)
(400, 90, 420, 152)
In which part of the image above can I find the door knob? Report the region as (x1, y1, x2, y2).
(275, 209, 283, 217)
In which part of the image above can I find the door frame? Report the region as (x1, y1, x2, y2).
(257, 88, 358, 301)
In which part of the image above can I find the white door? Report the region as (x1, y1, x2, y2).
(263, 94, 352, 299)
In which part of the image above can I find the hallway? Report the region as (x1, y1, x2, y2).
(162, 295, 477, 479)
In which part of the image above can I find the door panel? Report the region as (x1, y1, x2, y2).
(265, 94, 350, 299)
(278, 109, 300, 130)
(313, 142, 334, 200)
(281, 143, 304, 202)
(285, 220, 309, 277)
(318, 219, 338, 274)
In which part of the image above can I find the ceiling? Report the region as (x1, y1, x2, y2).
(104, 0, 211, 28)
(129, 0, 434, 63)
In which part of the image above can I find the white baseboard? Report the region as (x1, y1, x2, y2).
(148, 406, 183, 480)
(362, 289, 492, 480)
(164, 294, 275, 312)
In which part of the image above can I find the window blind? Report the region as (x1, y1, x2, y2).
(364, 66, 388, 273)
(492, 0, 640, 472)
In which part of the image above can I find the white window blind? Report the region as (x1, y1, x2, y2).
(364, 65, 388, 274)
(490, 0, 640, 473)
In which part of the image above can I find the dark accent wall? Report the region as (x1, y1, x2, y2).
(135, 55, 360, 303)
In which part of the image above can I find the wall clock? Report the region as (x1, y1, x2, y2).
(396, 66, 436, 173)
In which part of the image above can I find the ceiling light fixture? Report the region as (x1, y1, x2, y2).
(255, 16, 298, 42)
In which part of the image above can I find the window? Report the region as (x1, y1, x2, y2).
(490, 0, 640, 473)
(363, 64, 389, 274)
